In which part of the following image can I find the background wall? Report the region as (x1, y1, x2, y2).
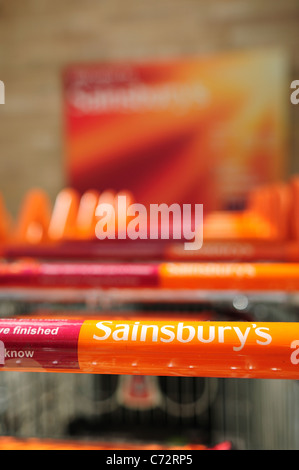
(0, 0, 298, 215)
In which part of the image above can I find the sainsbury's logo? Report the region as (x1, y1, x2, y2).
(0, 81, 4, 104)
(92, 321, 272, 352)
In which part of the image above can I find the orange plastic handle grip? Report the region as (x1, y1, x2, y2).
(77, 320, 299, 379)
(2, 319, 299, 379)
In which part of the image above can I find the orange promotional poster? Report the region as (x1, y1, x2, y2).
(63, 49, 288, 212)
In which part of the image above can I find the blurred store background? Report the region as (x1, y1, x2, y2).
(0, 0, 298, 216)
